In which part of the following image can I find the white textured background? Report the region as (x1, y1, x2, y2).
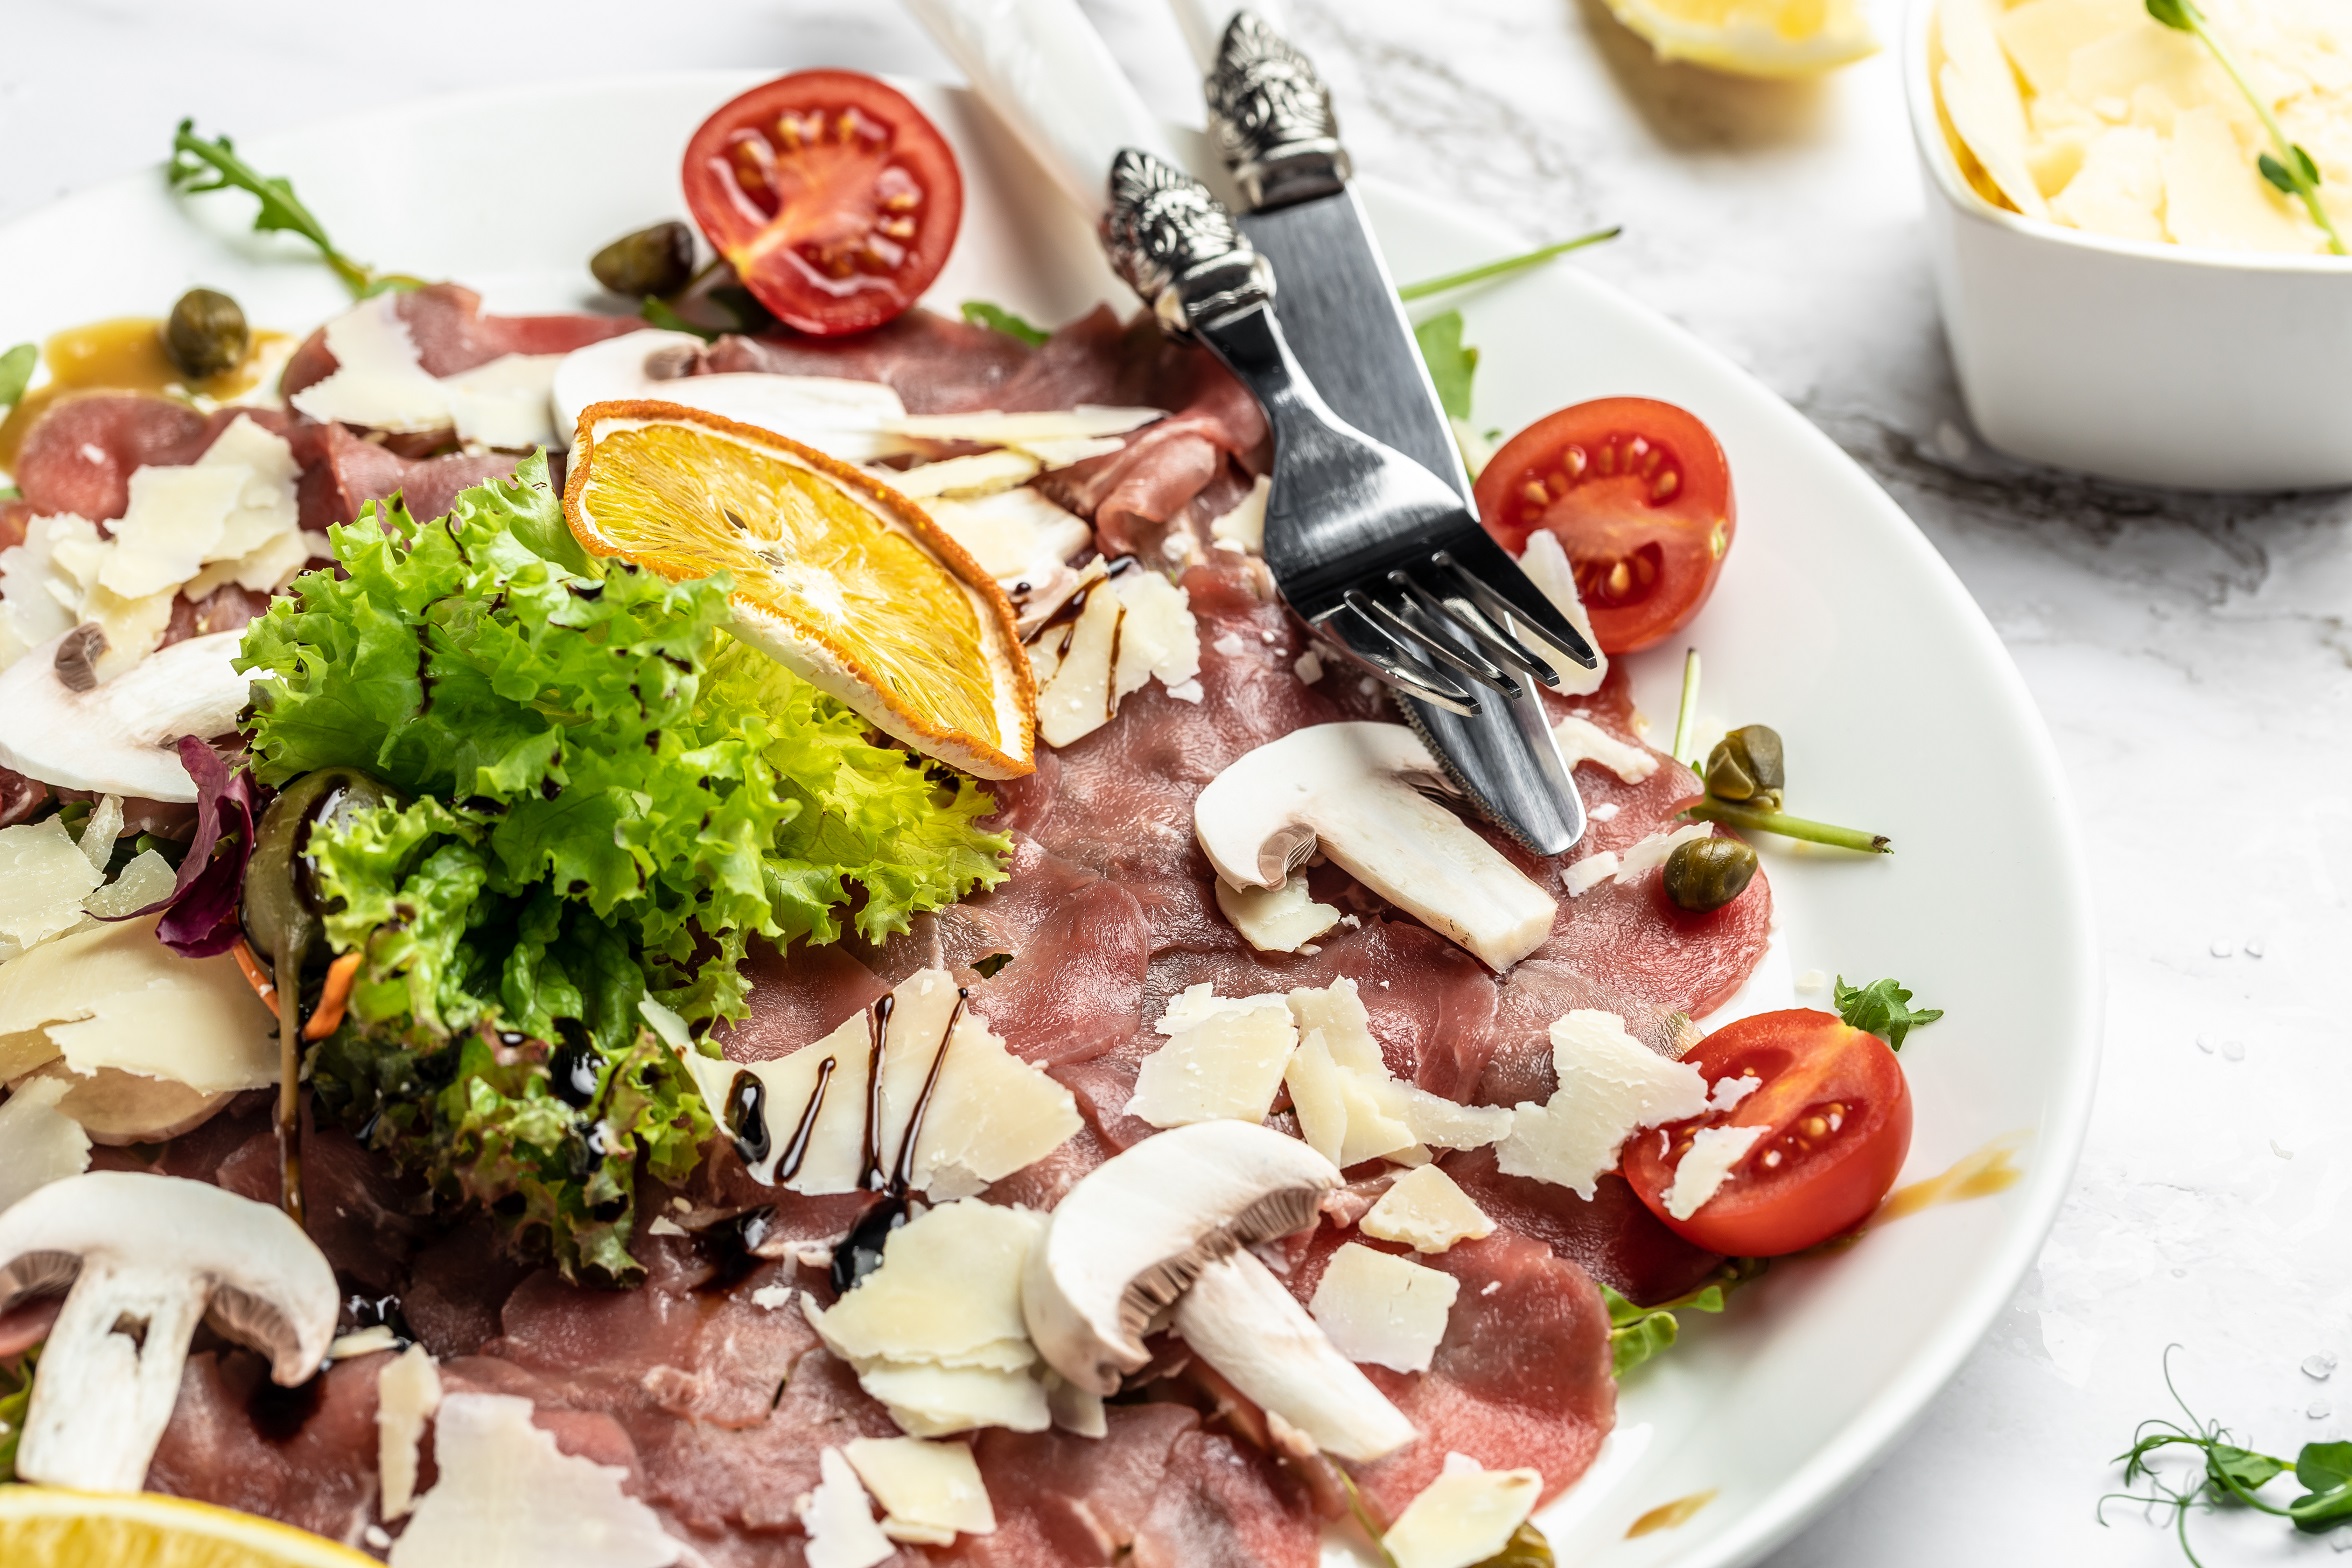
(6, 1, 2350, 1563)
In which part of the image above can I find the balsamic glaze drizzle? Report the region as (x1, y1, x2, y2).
(777, 1055, 837, 1183)
(724, 1070, 771, 1167)
(829, 989, 967, 1296)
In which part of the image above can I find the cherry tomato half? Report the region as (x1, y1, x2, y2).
(682, 71, 963, 338)
(1473, 397, 1734, 654)
(1621, 1008, 1910, 1256)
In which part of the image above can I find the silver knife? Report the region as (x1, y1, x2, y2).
(1177, 6, 1589, 855)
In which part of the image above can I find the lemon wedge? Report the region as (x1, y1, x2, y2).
(0, 1488, 380, 1568)
(565, 400, 1037, 779)
(1603, 0, 1877, 77)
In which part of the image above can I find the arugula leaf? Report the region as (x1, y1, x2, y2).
(961, 300, 1051, 346)
(1413, 309, 1478, 422)
(247, 456, 1009, 1280)
(0, 1344, 35, 1483)
(640, 296, 720, 341)
(1598, 1262, 1757, 1376)
(1832, 975, 1944, 1050)
(0, 342, 35, 413)
(2144, 0, 2195, 28)
(169, 120, 420, 297)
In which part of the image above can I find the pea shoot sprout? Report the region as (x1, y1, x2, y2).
(2101, 1347, 2352, 1566)
(2143, 0, 2345, 255)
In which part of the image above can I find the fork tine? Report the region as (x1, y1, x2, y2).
(1431, 542, 1600, 675)
(1318, 602, 1484, 716)
(1346, 588, 1524, 701)
(1389, 568, 1560, 690)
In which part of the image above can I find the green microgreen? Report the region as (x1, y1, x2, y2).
(1395, 225, 1624, 301)
(960, 299, 1051, 346)
(1832, 976, 1944, 1050)
(2143, 0, 2345, 254)
(639, 295, 720, 341)
(1670, 647, 1703, 768)
(0, 1344, 36, 1482)
(1679, 796, 1891, 854)
(0, 342, 35, 414)
(168, 121, 423, 297)
(2101, 1347, 2352, 1566)
(1602, 1259, 1766, 1376)
(1412, 309, 1479, 421)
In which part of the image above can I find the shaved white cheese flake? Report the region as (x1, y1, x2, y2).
(329, 1325, 401, 1359)
(885, 406, 1161, 447)
(1513, 529, 1607, 695)
(11, 1061, 228, 1145)
(1209, 473, 1271, 553)
(1710, 1073, 1761, 1112)
(1562, 851, 1619, 898)
(1359, 1165, 1495, 1254)
(1044, 1372, 1108, 1438)
(858, 1361, 1051, 1439)
(1665, 1124, 1768, 1220)
(885, 448, 1043, 500)
(1127, 986, 1298, 1128)
(75, 794, 124, 873)
(1939, 0, 2050, 218)
(0, 514, 100, 659)
(389, 1392, 682, 1568)
(1287, 1028, 1416, 1167)
(439, 353, 568, 450)
(1030, 567, 1201, 749)
(82, 848, 179, 920)
(843, 1436, 996, 1543)
(0, 818, 104, 956)
(0, 914, 275, 1091)
(818, 1200, 1041, 1369)
(800, 1447, 896, 1568)
(292, 295, 450, 433)
(1383, 1453, 1545, 1568)
(1494, 1009, 1708, 1198)
(377, 1343, 444, 1521)
(1309, 1242, 1460, 1373)
(1550, 714, 1659, 783)
(1280, 979, 1511, 1164)
(1614, 823, 1714, 885)
(926, 487, 1089, 583)
(1213, 876, 1340, 954)
(98, 463, 242, 599)
(0, 1075, 92, 1213)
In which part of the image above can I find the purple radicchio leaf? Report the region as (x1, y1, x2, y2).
(107, 735, 263, 958)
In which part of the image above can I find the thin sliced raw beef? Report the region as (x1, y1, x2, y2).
(700, 310, 1035, 413)
(9, 395, 289, 522)
(292, 419, 527, 529)
(1129, 1429, 1320, 1568)
(1476, 956, 1693, 1110)
(280, 282, 641, 395)
(1287, 1227, 1614, 1521)
(941, 1403, 1202, 1567)
(714, 937, 890, 1063)
(146, 1349, 387, 1549)
(401, 1215, 536, 1358)
(1442, 1148, 1723, 1306)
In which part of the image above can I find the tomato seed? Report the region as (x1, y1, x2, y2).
(1652, 469, 1680, 501)
(1522, 481, 1548, 507)
(1564, 444, 1588, 477)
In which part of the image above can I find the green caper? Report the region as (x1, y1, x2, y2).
(1704, 723, 1786, 810)
(163, 287, 249, 379)
(242, 768, 403, 977)
(1663, 835, 1759, 913)
(590, 221, 696, 298)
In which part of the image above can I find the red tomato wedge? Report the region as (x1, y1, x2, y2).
(1621, 1008, 1910, 1256)
(1473, 397, 1734, 654)
(682, 71, 963, 337)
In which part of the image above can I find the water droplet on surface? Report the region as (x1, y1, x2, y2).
(2311, 1401, 2334, 1420)
(2210, 938, 2235, 957)
(2195, 1034, 2216, 1054)
(2222, 1040, 2246, 1061)
(2305, 1354, 2339, 1380)
(2244, 937, 2265, 958)
(2273, 1140, 2295, 1160)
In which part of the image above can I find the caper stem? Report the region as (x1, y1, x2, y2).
(1396, 226, 1624, 301)
(1670, 648, 1701, 768)
(1683, 798, 1890, 854)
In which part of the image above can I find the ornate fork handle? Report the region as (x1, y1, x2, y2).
(1205, 11, 1349, 210)
(1101, 149, 1275, 336)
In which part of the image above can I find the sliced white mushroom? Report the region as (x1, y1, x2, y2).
(1194, 723, 1557, 971)
(1022, 1119, 1416, 1462)
(552, 330, 912, 462)
(0, 627, 247, 801)
(0, 1170, 337, 1491)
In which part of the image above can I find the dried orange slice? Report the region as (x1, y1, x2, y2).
(564, 400, 1035, 778)
(0, 1488, 381, 1568)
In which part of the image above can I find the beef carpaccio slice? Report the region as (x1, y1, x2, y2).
(97, 302, 1771, 1562)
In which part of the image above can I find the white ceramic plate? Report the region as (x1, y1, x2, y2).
(0, 72, 2099, 1568)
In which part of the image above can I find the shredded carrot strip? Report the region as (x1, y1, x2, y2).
(302, 951, 364, 1041)
(232, 938, 277, 1009)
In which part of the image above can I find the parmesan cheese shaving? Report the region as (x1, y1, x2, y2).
(1614, 822, 1714, 885)
(842, 1436, 996, 1542)
(389, 1392, 682, 1568)
(376, 1344, 443, 1521)
(1665, 1123, 1768, 1219)
(0, 819, 103, 957)
(1549, 714, 1659, 783)
(1127, 987, 1298, 1128)
(0, 914, 275, 1093)
(1209, 473, 1271, 553)
(0, 1076, 92, 1213)
(800, 1447, 896, 1568)
(1213, 875, 1341, 954)
(1494, 1009, 1708, 1198)
(1279, 979, 1511, 1166)
(1513, 529, 1607, 695)
(1308, 1242, 1459, 1374)
(1358, 1165, 1494, 1254)
(884, 406, 1162, 446)
(1029, 567, 1201, 749)
(1382, 1453, 1545, 1568)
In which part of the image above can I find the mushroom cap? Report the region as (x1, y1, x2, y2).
(1021, 1120, 1341, 1395)
(1194, 722, 1453, 888)
(0, 1171, 337, 1384)
(0, 629, 247, 802)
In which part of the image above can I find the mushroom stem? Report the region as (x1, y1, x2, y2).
(17, 1258, 209, 1491)
(1170, 1249, 1417, 1463)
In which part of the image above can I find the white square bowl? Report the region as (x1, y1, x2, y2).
(1903, 0, 2352, 491)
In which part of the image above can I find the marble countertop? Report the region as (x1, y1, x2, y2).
(7, 2, 2347, 1562)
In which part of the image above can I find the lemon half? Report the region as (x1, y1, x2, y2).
(0, 1488, 380, 1568)
(1604, 0, 1877, 78)
(564, 401, 1037, 779)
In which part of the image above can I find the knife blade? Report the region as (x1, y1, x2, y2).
(1181, 7, 1588, 855)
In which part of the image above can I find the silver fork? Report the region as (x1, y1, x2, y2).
(1100, 150, 1598, 716)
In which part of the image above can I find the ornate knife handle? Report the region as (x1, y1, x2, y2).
(1102, 149, 1276, 337)
(1204, 11, 1349, 210)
